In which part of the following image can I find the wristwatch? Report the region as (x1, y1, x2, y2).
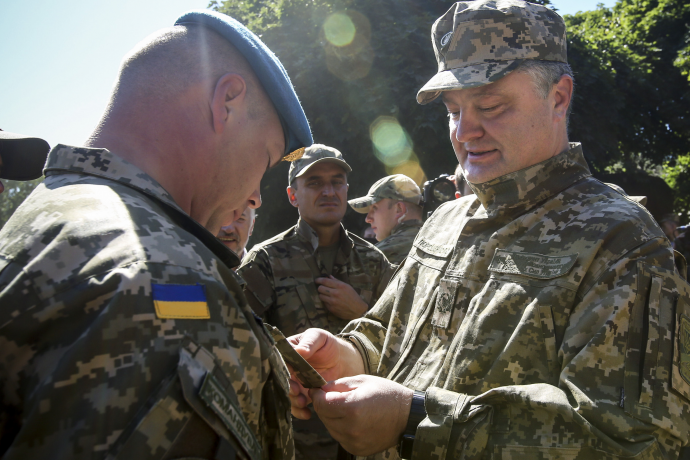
(397, 390, 426, 459)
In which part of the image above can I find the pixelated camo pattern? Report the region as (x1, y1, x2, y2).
(0, 145, 294, 459)
(238, 219, 394, 460)
(349, 175, 423, 213)
(418, 0, 567, 104)
(344, 144, 690, 459)
(375, 220, 422, 265)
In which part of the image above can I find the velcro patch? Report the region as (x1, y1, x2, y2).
(152, 283, 210, 319)
(199, 372, 261, 460)
(489, 249, 577, 280)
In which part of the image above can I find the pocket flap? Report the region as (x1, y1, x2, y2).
(488, 249, 578, 280)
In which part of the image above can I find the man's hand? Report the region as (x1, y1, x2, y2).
(287, 328, 365, 420)
(315, 276, 368, 320)
(310, 375, 414, 456)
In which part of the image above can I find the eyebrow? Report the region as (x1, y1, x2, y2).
(441, 86, 505, 104)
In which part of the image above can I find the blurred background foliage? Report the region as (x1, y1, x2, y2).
(208, 0, 690, 245)
(2, 0, 689, 241)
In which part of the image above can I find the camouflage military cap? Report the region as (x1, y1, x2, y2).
(288, 143, 352, 185)
(417, 0, 567, 104)
(348, 174, 422, 214)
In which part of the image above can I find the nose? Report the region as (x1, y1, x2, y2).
(365, 209, 374, 224)
(321, 183, 335, 196)
(247, 188, 262, 209)
(453, 111, 483, 144)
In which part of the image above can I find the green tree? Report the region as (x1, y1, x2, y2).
(211, 0, 690, 243)
(0, 179, 42, 230)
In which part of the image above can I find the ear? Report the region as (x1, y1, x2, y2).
(396, 201, 407, 218)
(211, 73, 248, 134)
(552, 75, 573, 123)
(287, 185, 299, 208)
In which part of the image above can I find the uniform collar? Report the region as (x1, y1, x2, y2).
(44, 144, 241, 268)
(45, 144, 184, 214)
(469, 143, 591, 219)
(390, 219, 423, 236)
(296, 218, 353, 256)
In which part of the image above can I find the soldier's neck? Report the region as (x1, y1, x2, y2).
(310, 222, 341, 247)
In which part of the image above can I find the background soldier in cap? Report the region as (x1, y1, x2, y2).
(0, 10, 311, 459)
(0, 129, 50, 193)
(349, 174, 424, 264)
(288, 1, 690, 459)
(238, 143, 393, 460)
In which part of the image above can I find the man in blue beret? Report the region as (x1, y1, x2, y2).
(0, 10, 310, 460)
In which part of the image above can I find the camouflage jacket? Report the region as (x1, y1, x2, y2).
(343, 144, 690, 460)
(238, 218, 394, 336)
(0, 145, 294, 460)
(238, 219, 393, 460)
(376, 219, 422, 265)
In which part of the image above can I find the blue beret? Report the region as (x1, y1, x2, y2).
(175, 10, 312, 156)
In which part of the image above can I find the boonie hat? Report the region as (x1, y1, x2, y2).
(417, 0, 567, 104)
(0, 130, 50, 180)
(175, 10, 312, 157)
(288, 144, 352, 185)
(348, 174, 423, 214)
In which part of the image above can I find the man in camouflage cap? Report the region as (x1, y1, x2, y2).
(238, 143, 394, 460)
(0, 10, 312, 460)
(348, 174, 424, 264)
(288, 1, 690, 459)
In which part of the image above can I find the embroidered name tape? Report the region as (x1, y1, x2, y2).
(489, 249, 577, 280)
(152, 283, 210, 319)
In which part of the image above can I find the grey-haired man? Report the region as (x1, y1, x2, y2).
(288, 1, 690, 459)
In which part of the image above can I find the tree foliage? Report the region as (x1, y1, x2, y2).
(211, 0, 690, 242)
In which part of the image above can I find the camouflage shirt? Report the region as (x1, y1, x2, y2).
(0, 145, 294, 460)
(238, 218, 394, 460)
(375, 219, 422, 265)
(343, 144, 690, 460)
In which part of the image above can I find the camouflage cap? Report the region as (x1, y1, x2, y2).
(348, 174, 422, 214)
(288, 144, 352, 185)
(417, 0, 567, 104)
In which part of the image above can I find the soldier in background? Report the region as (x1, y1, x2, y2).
(288, 1, 690, 459)
(451, 163, 473, 198)
(0, 129, 50, 193)
(348, 174, 423, 264)
(217, 206, 256, 265)
(238, 144, 393, 460)
(0, 10, 312, 459)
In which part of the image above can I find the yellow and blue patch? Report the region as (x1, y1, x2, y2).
(152, 283, 210, 319)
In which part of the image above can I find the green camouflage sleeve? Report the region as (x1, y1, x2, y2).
(0, 261, 293, 460)
(238, 248, 277, 317)
(344, 239, 690, 459)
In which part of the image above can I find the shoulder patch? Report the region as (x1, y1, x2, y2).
(489, 249, 577, 279)
(151, 283, 210, 319)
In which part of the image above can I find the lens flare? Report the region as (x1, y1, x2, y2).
(370, 116, 413, 167)
(324, 13, 356, 47)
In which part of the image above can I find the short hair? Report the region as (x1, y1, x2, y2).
(514, 60, 575, 124)
(112, 25, 270, 119)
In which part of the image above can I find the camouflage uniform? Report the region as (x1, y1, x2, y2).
(0, 145, 294, 460)
(342, 144, 690, 459)
(238, 218, 394, 460)
(375, 220, 422, 265)
(348, 175, 424, 265)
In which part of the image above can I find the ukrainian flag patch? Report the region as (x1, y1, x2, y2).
(152, 283, 210, 319)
